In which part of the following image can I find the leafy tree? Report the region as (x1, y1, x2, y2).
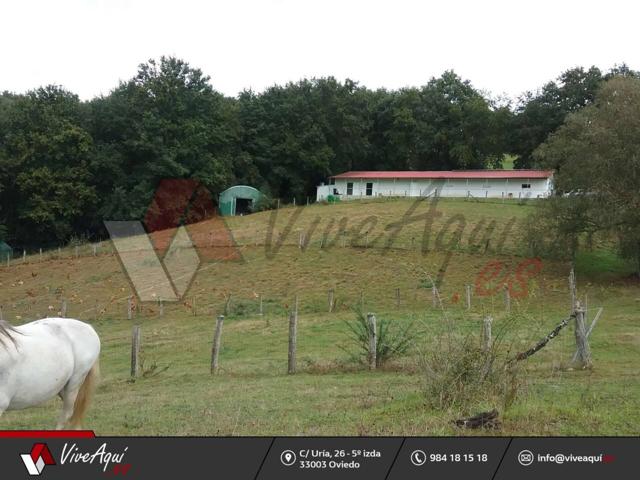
(237, 77, 372, 202)
(530, 75, 640, 275)
(509, 67, 604, 168)
(88, 57, 237, 222)
(0, 86, 96, 245)
(605, 63, 640, 79)
(370, 72, 507, 172)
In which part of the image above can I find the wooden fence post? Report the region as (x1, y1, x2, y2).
(328, 289, 334, 313)
(465, 285, 472, 310)
(584, 293, 588, 319)
(127, 296, 133, 320)
(503, 285, 511, 313)
(159, 297, 164, 317)
(61, 299, 67, 318)
(211, 315, 224, 374)
(585, 307, 602, 339)
(6, 253, 9, 267)
(131, 325, 141, 378)
(288, 296, 298, 374)
(395, 288, 400, 308)
(568, 268, 577, 312)
(574, 301, 592, 368)
(39, 248, 43, 261)
(223, 294, 232, 316)
(93, 244, 97, 256)
(23, 250, 26, 263)
(367, 313, 377, 370)
(257, 294, 263, 316)
(432, 285, 438, 308)
(75, 246, 79, 259)
(192, 296, 197, 316)
(261, 295, 269, 326)
(482, 316, 493, 351)
(571, 307, 602, 363)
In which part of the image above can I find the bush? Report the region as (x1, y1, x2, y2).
(343, 310, 419, 367)
(422, 322, 524, 412)
(250, 194, 277, 213)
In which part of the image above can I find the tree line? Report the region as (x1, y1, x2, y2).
(0, 56, 637, 248)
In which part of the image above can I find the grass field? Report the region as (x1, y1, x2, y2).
(0, 198, 638, 435)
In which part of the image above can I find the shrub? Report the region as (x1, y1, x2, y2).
(422, 319, 524, 412)
(250, 194, 277, 213)
(343, 310, 419, 367)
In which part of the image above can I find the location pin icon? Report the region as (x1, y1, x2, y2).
(281, 450, 296, 466)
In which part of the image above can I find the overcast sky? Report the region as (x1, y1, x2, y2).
(1, 0, 637, 101)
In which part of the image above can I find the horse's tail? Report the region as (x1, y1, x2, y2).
(69, 360, 100, 428)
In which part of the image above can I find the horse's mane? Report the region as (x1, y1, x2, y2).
(0, 319, 18, 348)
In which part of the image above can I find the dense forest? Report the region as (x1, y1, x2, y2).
(0, 57, 637, 247)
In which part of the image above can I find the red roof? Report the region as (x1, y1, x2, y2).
(331, 170, 552, 179)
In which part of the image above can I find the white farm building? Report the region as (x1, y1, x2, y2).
(316, 170, 553, 202)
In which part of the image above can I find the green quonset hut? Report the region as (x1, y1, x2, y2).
(0, 241, 11, 259)
(218, 185, 263, 216)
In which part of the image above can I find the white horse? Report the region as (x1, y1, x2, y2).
(0, 317, 100, 429)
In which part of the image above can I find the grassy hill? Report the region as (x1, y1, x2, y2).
(0, 198, 638, 435)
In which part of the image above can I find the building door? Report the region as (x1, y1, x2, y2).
(235, 197, 253, 215)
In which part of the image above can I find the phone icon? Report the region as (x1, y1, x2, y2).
(411, 450, 427, 466)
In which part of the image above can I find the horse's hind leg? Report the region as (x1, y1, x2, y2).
(56, 387, 79, 430)
(0, 394, 9, 420)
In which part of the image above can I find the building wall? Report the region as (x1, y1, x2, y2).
(316, 184, 332, 202)
(317, 177, 552, 201)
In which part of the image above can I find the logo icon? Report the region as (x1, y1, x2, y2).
(410, 450, 427, 466)
(21, 443, 56, 476)
(517, 450, 534, 466)
(106, 179, 241, 302)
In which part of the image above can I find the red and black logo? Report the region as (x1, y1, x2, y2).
(21, 443, 56, 476)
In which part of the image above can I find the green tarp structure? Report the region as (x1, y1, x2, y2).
(0, 241, 12, 258)
(218, 185, 263, 216)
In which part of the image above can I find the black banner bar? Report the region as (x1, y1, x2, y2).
(0, 434, 637, 479)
